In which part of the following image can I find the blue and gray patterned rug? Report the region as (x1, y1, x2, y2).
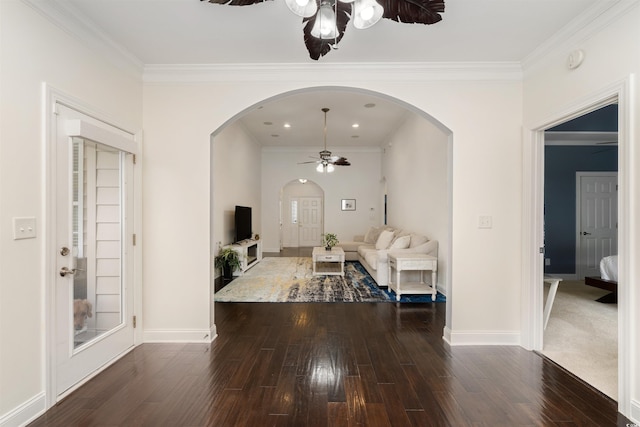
(215, 257, 445, 303)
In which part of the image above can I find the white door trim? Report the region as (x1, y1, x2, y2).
(42, 84, 143, 410)
(522, 75, 634, 416)
(575, 172, 618, 280)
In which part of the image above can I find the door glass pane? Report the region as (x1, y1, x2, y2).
(291, 200, 298, 224)
(72, 137, 124, 349)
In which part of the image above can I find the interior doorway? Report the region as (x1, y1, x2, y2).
(281, 180, 324, 248)
(541, 103, 619, 400)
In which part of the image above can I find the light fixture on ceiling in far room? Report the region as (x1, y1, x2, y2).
(298, 107, 351, 174)
(201, 0, 445, 60)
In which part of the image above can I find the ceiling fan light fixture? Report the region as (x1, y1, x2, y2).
(311, 1, 338, 39)
(285, 0, 317, 18)
(353, 0, 383, 29)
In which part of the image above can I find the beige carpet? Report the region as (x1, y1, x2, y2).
(543, 280, 617, 400)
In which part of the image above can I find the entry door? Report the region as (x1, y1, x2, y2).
(576, 173, 617, 279)
(54, 105, 135, 398)
(298, 197, 322, 247)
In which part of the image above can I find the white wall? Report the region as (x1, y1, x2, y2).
(212, 121, 262, 252)
(142, 78, 523, 349)
(0, 0, 142, 421)
(261, 148, 382, 252)
(382, 114, 450, 293)
(522, 3, 640, 420)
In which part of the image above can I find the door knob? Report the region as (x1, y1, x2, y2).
(60, 246, 71, 256)
(59, 267, 76, 277)
(581, 231, 592, 236)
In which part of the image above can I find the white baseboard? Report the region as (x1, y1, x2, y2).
(446, 330, 521, 346)
(630, 398, 640, 425)
(0, 392, 45, 427)
(143, 328, 216, 343)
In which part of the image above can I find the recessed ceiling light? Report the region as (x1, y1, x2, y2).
(351, 135, 359, 138)
(271, 134, 279, 137)
(364, 103, 376, 108)
(264, 121, 273, 125)
(284, 123, 291, 128)
(352, 123, 359, 128)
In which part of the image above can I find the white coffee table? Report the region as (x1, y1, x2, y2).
(312, 247, 345, 276)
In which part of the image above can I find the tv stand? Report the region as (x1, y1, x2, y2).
(226, 239, 262, 276)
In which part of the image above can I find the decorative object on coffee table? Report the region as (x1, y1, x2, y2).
(322, 232, 339, 251)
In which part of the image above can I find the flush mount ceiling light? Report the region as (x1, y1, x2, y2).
(201, 0, 445, 60)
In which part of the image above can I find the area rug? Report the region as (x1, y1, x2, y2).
(214, 257, 445, 303)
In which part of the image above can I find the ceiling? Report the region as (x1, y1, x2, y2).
(45, 0, 609, 149)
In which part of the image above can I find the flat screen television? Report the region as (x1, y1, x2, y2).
(235, 205, 252, 242)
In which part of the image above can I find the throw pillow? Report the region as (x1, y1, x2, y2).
(364, 226, 381, 244)
(389, 234, 411, 249)
(409, 234, 429, 248)
(375, 230, 395, 250)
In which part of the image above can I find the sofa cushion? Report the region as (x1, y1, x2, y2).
(375, 229, 395, 249)
(357, 246, 376, 268)
(409, 233, 429, 248)
(337, 240, 363, 252)
(389, 234, 411, 249)
(364, 226, 381, 244)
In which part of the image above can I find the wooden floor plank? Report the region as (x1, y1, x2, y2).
(29, 301, 629, 426)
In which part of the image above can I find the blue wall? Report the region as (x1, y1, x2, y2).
(544, 146, 617, 274)
(549, 104, 618, 132)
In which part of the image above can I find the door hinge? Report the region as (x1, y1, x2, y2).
(539, 247, 545, 254)
(133, 154, 137, 165)
(133, 315, 137, 328)
(133, 234, 137, 246)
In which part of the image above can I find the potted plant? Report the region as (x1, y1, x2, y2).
(323, 233, 339, 251)
(215, 247, 242, 280)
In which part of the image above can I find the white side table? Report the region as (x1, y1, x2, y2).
(388, 253, 438, 301)
(543, 276, 563, 330)
(312, 247, 345, 276)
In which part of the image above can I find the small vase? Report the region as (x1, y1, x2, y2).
(326, 246, 332, 251)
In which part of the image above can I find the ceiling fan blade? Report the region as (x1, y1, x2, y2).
(333, 157, 350, 166)
(298, 160, 321, 164)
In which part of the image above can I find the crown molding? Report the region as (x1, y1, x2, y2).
(143, 62, 523, 84)
(523, 0, 639, 74)
(262, 146, 382, 153)
(21, 0, 144, 78)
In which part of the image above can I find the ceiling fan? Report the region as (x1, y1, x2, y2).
(299, 108, 351, 173)
(200, 0, 445, 60)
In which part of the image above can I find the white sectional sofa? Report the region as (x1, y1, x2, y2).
(337, 226, 438, 288)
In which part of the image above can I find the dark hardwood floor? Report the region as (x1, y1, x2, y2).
(30, 298, 629, 426)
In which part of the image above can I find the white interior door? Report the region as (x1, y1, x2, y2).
(298, 197, 322, 247)
(54, 105, 136, 398)
(576, 172, 618, 279)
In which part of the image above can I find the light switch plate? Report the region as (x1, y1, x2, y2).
(478, 215, 493, 229)
(13, 217, 37, 240)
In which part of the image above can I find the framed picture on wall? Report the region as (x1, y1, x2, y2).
(341, 199, 356, 211)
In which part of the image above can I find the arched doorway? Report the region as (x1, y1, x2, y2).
(210, 86, 453, 328)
